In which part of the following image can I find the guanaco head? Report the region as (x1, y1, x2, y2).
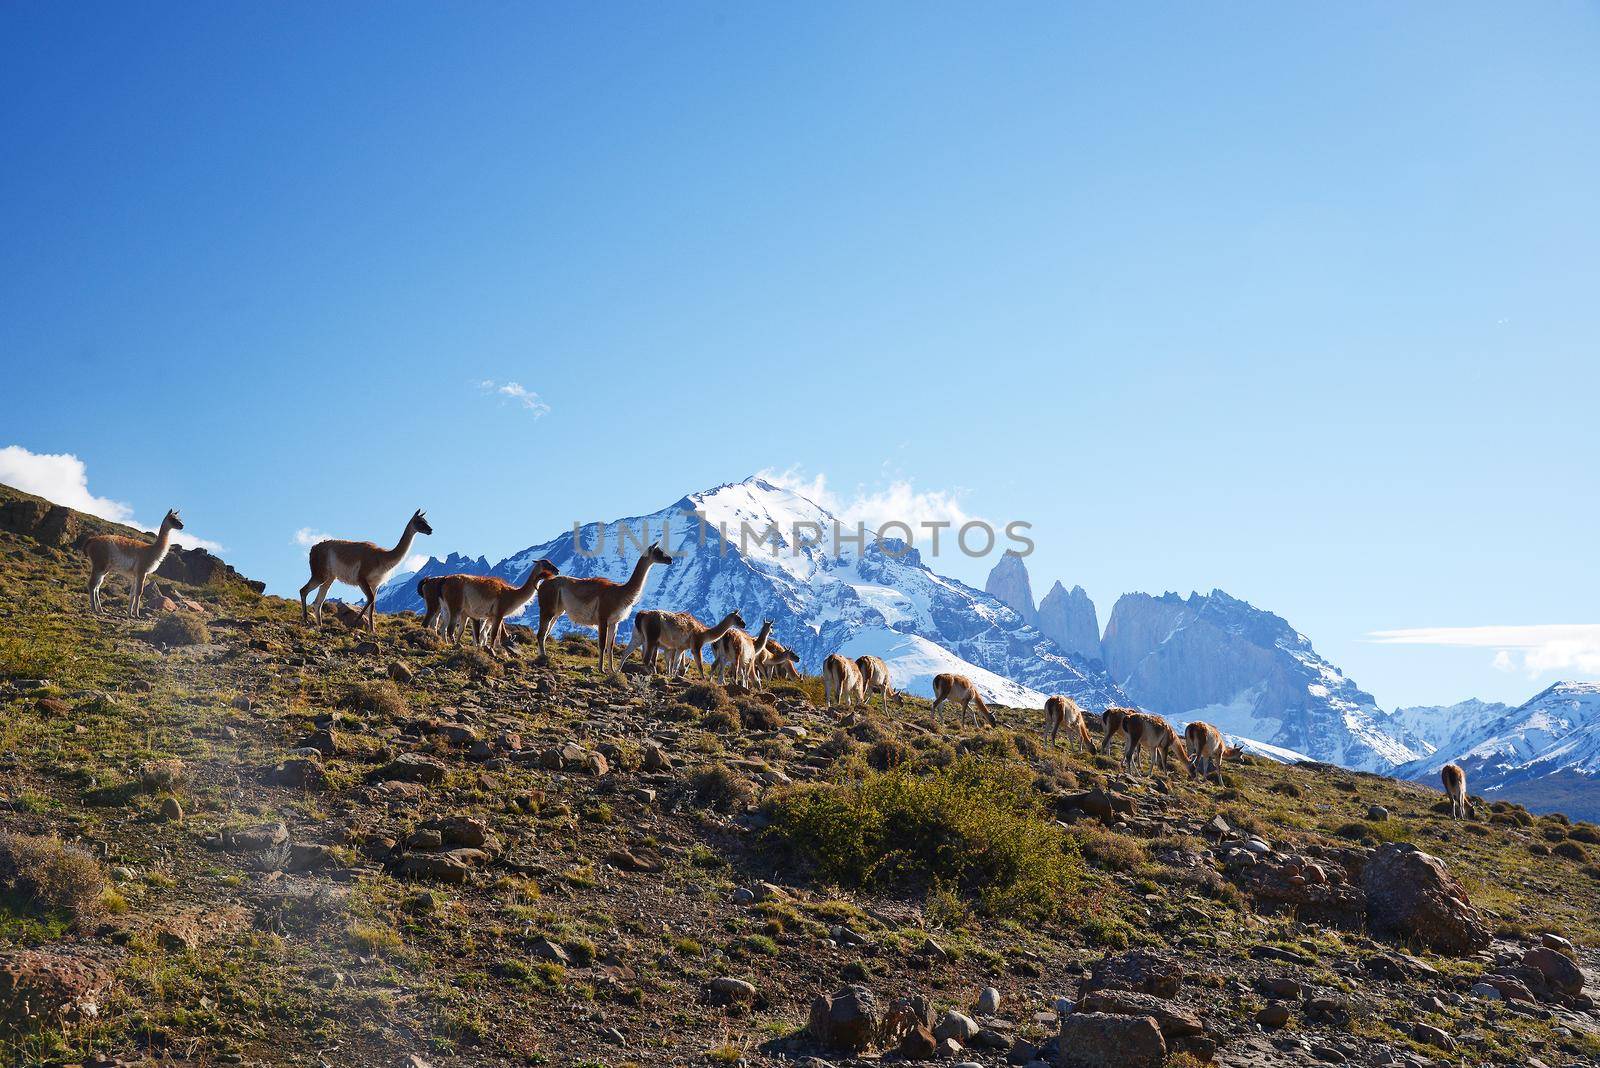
(646, 541, 672, 565)
(779, 648, 800, 664)
(727, 610, 748, 630)
(163, 509, 184, 531)
(411, 509, 434, 536)
(532, 558, 560, 581)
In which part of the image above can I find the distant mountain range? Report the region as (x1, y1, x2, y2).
(378, 475, 1597, 821)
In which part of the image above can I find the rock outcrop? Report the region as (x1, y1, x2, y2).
(1036, 581, 1103, 665)
(983, 549, 1037, 626)
(1363, 843, 1491, 955)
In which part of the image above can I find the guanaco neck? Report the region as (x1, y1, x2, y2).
(752, 621, 774, 655)
(700, 612, 743, 644)
(384, 519, 420, 568)
(618, 553, 658, 599)
(147, 518, 177, 565)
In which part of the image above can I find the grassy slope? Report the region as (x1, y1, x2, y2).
(1, 485, 1598, 1067)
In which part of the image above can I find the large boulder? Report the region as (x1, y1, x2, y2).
(0, 950, 115, 1031)
(1363, 843, 1491, 955)
(807, 985, 881, 1052)
(1520, 947, 1584, 998)
(1083, 950, 1184, 998)
(1077, 990, 1203, 1041)
(1058, 1011, 1165, 1068)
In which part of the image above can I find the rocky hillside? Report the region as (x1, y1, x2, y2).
(2, 481, 1600, 1067)
(379, 477, 1128, 711)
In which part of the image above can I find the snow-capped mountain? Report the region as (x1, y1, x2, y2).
(1100, 590, 1425, 772)
(1379, 698, 1512, 759)
(377, 476, 1128, 709)
(1399, 682, 1600, 821)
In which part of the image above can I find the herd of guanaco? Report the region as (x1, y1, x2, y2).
(80, 507, 1473, 810)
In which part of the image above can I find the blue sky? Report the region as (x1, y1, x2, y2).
(2, 3, 1596, 709)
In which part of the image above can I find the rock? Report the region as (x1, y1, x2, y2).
(390, 849, 488, 883)
(1060, 786, 1135, 822)
(264, 755, 325, 789)
(419, 815, 497, 851)
(1078, 991, 1203, 1040)
(1521, 946, 1584, 997)
(158, 797, 183, 821)
(807, 985, 881, 1053)
(1255, 1002, 1291, 1029)
(222, 821, 289, 852)
(1476, 975, 1536, 1002)
(387, 661, 413, 683)
(301, 728, 340, 758)
(1411, 1023, 1453, 1049)
(708, 976, 756, 1004)
(895, 1024, 938, 1060)
(732, 887, 755, 904)
(354, 640, 380, 656)
(1057, 1011, 1165, 1068)
(1366, 804, 1389, 821)
(1084, 950, 1183, 998)
(883, 993, 935, 1043)
(369, 753, 448, 785)
(934, 1009, 979, 1044)
(976, 986, 1001, 1015)
(1469, 982, 1503, 1001)
(1363, 843, 1491, 955)
(583, 751, 609, 776)
(529, 938, 568, 964)
(0, 950, 115, 1031)
(1540, 932, 1576, 955)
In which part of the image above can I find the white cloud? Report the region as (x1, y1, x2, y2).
(0, 444, 222, 551)
(1368, 624, 1600, 678)
(478, 379, 550, 416)
(401, 553, 431, 574)
(293, 527, 332, 548)
(759, 465, 986, 533)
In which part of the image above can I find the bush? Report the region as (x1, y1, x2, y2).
(762, 756, 1087, 922)
(701, 708, 738, 734)
(340, 680, 408, 719)
(1069, 824, 1148, 873)
(692, 766, 755, 813)
(735, 697, 782, 731)
(446, 647, 503, 678)
(148, 614, 210, 646)
(682, 683, 731, 712)
(1569, 824, 1600, 845)
(1553, 841, 1589, 863)
(867, 739, 912, 771)
(0, 832, 106, 925)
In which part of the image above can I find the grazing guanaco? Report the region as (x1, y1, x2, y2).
(931, 673, 997, 728)
(618, 609, 746, 678)
(84, 509, 184, 617)
(300, 509, 433, 632)
(822, 654, 866, 713)
(855, 655, 893, 712)
(1121, 711, 1191, 776)
(535, 542, 672, 672)
(1441, 763, 1468, 819)
(754, 640, 801, 685)
(1184, 720, 1225, 782)
(1099, 706, 1136, 756)
(442, 558, 560, 651)
(712, 619, 773, 687)
(418, 576, 447, 632)
(1044, 695, 1095, 752)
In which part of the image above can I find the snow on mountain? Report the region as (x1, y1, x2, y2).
(1101, 590, 1424, 772)
(1379, 698, 1512, 759)
(378, 476, 1130, 709)
(1399, 682, 1600, 821)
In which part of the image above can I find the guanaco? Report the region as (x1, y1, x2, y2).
(1044, 695, 1095, 752)
(1099, 706, 1136, 756)
(712, 619, 773, 687)
(855, 655, 893, 712)
(618, 609, 746, 678)
(535, 542, 672, 672)
(442, 558, 560, 651)
(84, 509, 184, 617)
(1184, 720, 1225, 782)
(1121, 711, 1191, 776)
(822, 654, 866, 713)
(754, 640, 801, 685)
(1441, 763, 1468, 819)
(300, 509, 433, 632)
(931, 673, 997, 728)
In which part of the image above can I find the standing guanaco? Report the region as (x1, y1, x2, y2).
(1121, 711, 1191, 776)
(1099, 706, 1136, 757)
(1044, 695, 1095, 752)
(618, 609, 746, 678)
(754, 640, 802, 685)
(855, 655, 893, 712)
(1441, 763, 1468, 819)
(300, 509, 432, 632)
(442, 558, 560, 651)
(535, 542, 672, 672)
(712, 619, 773, 687)
(84, 509, 184, 617)
(931, 673, 997, 727)
(822, 654, 866, 713)
(1184, 720, 1225, 782)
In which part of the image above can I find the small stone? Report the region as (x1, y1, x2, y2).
(1411, 1023, 1453, 1049)
(708, 976, 756, 1003)
(529, 938, 569, 964)
(1256, 1002, 1292, 1029)
(933, 1009, 979, 1044)
(976, 986, 1001, 1015)
(158, 797, 183, 821)
(387, 661, 413, 683)
(1367, 804, 1390, 821)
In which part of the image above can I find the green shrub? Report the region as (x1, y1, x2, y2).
(701, 708, 737, 734)
(341, 680, 408, 718)
(692, 766, 755, 813)
(735, 697, 783, 731)
(762, 756, 1086, 922)
(148, 614, 211, 646)
(682, 683, 731, 712)
(1553, 841, 1589, 863)
(867, 738, 912, 771)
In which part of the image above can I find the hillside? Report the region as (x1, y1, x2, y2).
(0, 481, 1598, 1068)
